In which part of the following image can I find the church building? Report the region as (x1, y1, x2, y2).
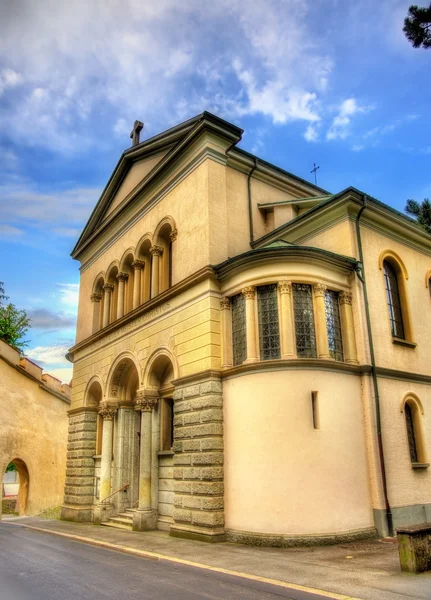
(61, 112, 431, 544)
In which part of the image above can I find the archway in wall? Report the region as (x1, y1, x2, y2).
(108, 357, 140, 511)
(2, 459, 29, 516)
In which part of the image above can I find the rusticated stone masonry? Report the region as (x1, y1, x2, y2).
(61, 410, 97, 522)
(171, 378, 225, 542)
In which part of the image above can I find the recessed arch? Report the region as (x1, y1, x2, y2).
(425, 269, 431, 291)
(136, 233, 152, 303)
(106, 260, 120, 284)
(153, 215, 176, 242)
(153, 217, 176, 293)
(136, 232, 153, 258)
(5, 458, 30, 516)
(400, 393, 427, 464)
(106, 351, 141, 401)
(84, 376, 104, 407)
(400, 392, 424, 415)
(92, 271, 106, 295)
(143, 347, 179, 392)
(119, 247, 136, 272)
(378, 249, 409, 280)
(119, 248, 136, 315)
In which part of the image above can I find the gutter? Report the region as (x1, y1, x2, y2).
(355, 195, 394, 537)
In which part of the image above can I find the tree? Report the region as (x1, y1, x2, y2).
(0, 282, 31, 353)
(403, 3, 431, 48)
(405, 198, 431, 234)
(6, 462, 17, 472)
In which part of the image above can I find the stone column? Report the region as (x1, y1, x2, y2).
(102, 284, 114, 328)
(242, 286, 258, 363)
(133, 390, 158, 531)
(220, 297, 233, 368)
(90, 293, 102, 333)
(313, 283, 331, 360)
(98, 403, 117, 503)
(132, 260, 144, 309)
(150, 245, 163, 298)
(278, 281, 295, 358)
(338, 290, 358, 364)
(116, 272, 128, 319)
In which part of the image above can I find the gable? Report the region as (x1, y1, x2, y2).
(102, 150, 169, 222)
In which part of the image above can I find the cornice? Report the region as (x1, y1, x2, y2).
(222, 359, 363, 380)
(68, 266, 217, 359)
(214, 245, 357, 282)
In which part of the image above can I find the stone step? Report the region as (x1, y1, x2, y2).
(117, 512, 134, 520)
(101, 521, 133, 531)
(108, 516, 134, 526)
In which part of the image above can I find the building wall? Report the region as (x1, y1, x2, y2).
(0, 341, 70, 516)
(223, 370, 374, 537)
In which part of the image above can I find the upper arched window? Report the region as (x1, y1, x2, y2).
(383, 260, 405, 339)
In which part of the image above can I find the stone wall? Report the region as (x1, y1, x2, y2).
(171, 377, 225, 542)
(61, 410, 97, 522)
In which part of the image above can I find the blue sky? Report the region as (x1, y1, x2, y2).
(0, 0, 430, 382)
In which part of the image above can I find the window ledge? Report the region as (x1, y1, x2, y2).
(392, 338, 417, 348)
(412, 462, 429, 469)
(92, 454, 101, 459)
(158, 450, 174, 457)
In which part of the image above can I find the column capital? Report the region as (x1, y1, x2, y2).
(220, 297, 231, 310)
(132, 259, 145, 271)
(313, 283, 327, 298)
(150, 245, 163, 257)
(103, 283, 114, 292)
(90, 292, 102, 303)
(117, 272, 129, 282)
(98, 402, 118, 420)
(169, 229, 178, 242)
(278, 280, 292, 295)
(134, 389, 158, 412)
(339, 290, 353, 305)
(242, 285, 256, 300)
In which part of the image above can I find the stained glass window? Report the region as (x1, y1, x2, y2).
(257, 285, 280, 360)
(324, 290, 344, 361)
(405, 403, 418, 463)
(383, 261, 405, 339)
(292, 284, 317, 358)
(231, 293, 246, 366)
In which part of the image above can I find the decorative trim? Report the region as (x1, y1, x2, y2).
(171, 369, 221, 388)
(242, 286, 256, 300)
(98, 402, 118, 420)
(116, 272, 129, 282)
(374, 366, 431, 385)
(103, 283, 114, 292)
(400, 392, 424, 415)
(222, 359, 362, 380)
(134, 390, 158, 412)
(220, 297, 231, 310)
(312, 283, 326, 297)
(150, 245, 163, 257)
(392, 338, 417, 348)
(378, 249, 409, 279)
(225, 526, 376, 548)
(169, 229, 178, 242)
(132, 260, 145, 270)
(278, 280, 292, 294)
(339, 290, 352, 305)
(90, 293, 102, 303)
(68, 266, 217, 358)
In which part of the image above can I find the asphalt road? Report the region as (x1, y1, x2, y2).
(0, 523, 333, 600)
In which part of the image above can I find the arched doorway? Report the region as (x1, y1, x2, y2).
(2, 459, 29, 516)
(106, 356, 140, 513)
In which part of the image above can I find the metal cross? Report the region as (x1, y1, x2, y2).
(310, 162, 320, 186)
(130, 120, 144, 146)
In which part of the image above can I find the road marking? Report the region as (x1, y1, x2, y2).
(4, 522, 363, 600)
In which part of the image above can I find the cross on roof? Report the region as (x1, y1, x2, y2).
(310, 162, 320, 185)
(130, 120, 144, 146)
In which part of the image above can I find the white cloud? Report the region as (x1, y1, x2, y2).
(0, 68, 23, 96)
(0, 0, 334, 151)
(26, 345, 69, 366)
(327, 98, 373, 141)
(304, 124, 319, 142)
(0, 224, 24, 237)
(57, 283, 79, 312)
(46, 367, 73, 384)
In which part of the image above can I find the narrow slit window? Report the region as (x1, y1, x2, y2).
(383, 260, 405, 339)
(324, 290, 344, 361)
(292, 284, 317, 358)
(257, 285, 280, 360)
(405, 403, 418, 463)
(231, 293, 246, 366)
(311, 391, 320, 429)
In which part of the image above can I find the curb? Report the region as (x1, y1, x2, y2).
(6, 521, 363, 600)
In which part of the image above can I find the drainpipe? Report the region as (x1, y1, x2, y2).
(355, 195, 394, 537)
(247, 158, 258, 246)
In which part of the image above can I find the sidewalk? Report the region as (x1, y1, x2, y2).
(2, 516, 430, 600)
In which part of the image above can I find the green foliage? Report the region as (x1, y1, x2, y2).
(405, 198, 431, 234)
(6, 462, 17, 472)
(0, 282, 31, 353)
(403, 3, 431, 48)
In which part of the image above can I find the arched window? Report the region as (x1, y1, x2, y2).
(383, 260, 404, 339)
(136, 236, 152, 304)
(154, 217, 176, 295)
(402, 396, 428, 467)
(91, 274, 105, 333)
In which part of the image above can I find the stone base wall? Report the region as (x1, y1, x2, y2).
(226, 527, 377, 547)
(61, 410, 97, 522)
(171, 377, 225, 542)
(158, 453, 174, 530)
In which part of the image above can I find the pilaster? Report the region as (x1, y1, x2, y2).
(313, 283, 331, 360)
(220, 297, 233, 368)
(278, 281, 295, 359)
(339, 290, 359, 364)
(171, 376, 225, 542)
(242, 286, 258, 363)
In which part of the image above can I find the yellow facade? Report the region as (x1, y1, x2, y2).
(62, 112, 431, 543)
(0, 340, 70, 517)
